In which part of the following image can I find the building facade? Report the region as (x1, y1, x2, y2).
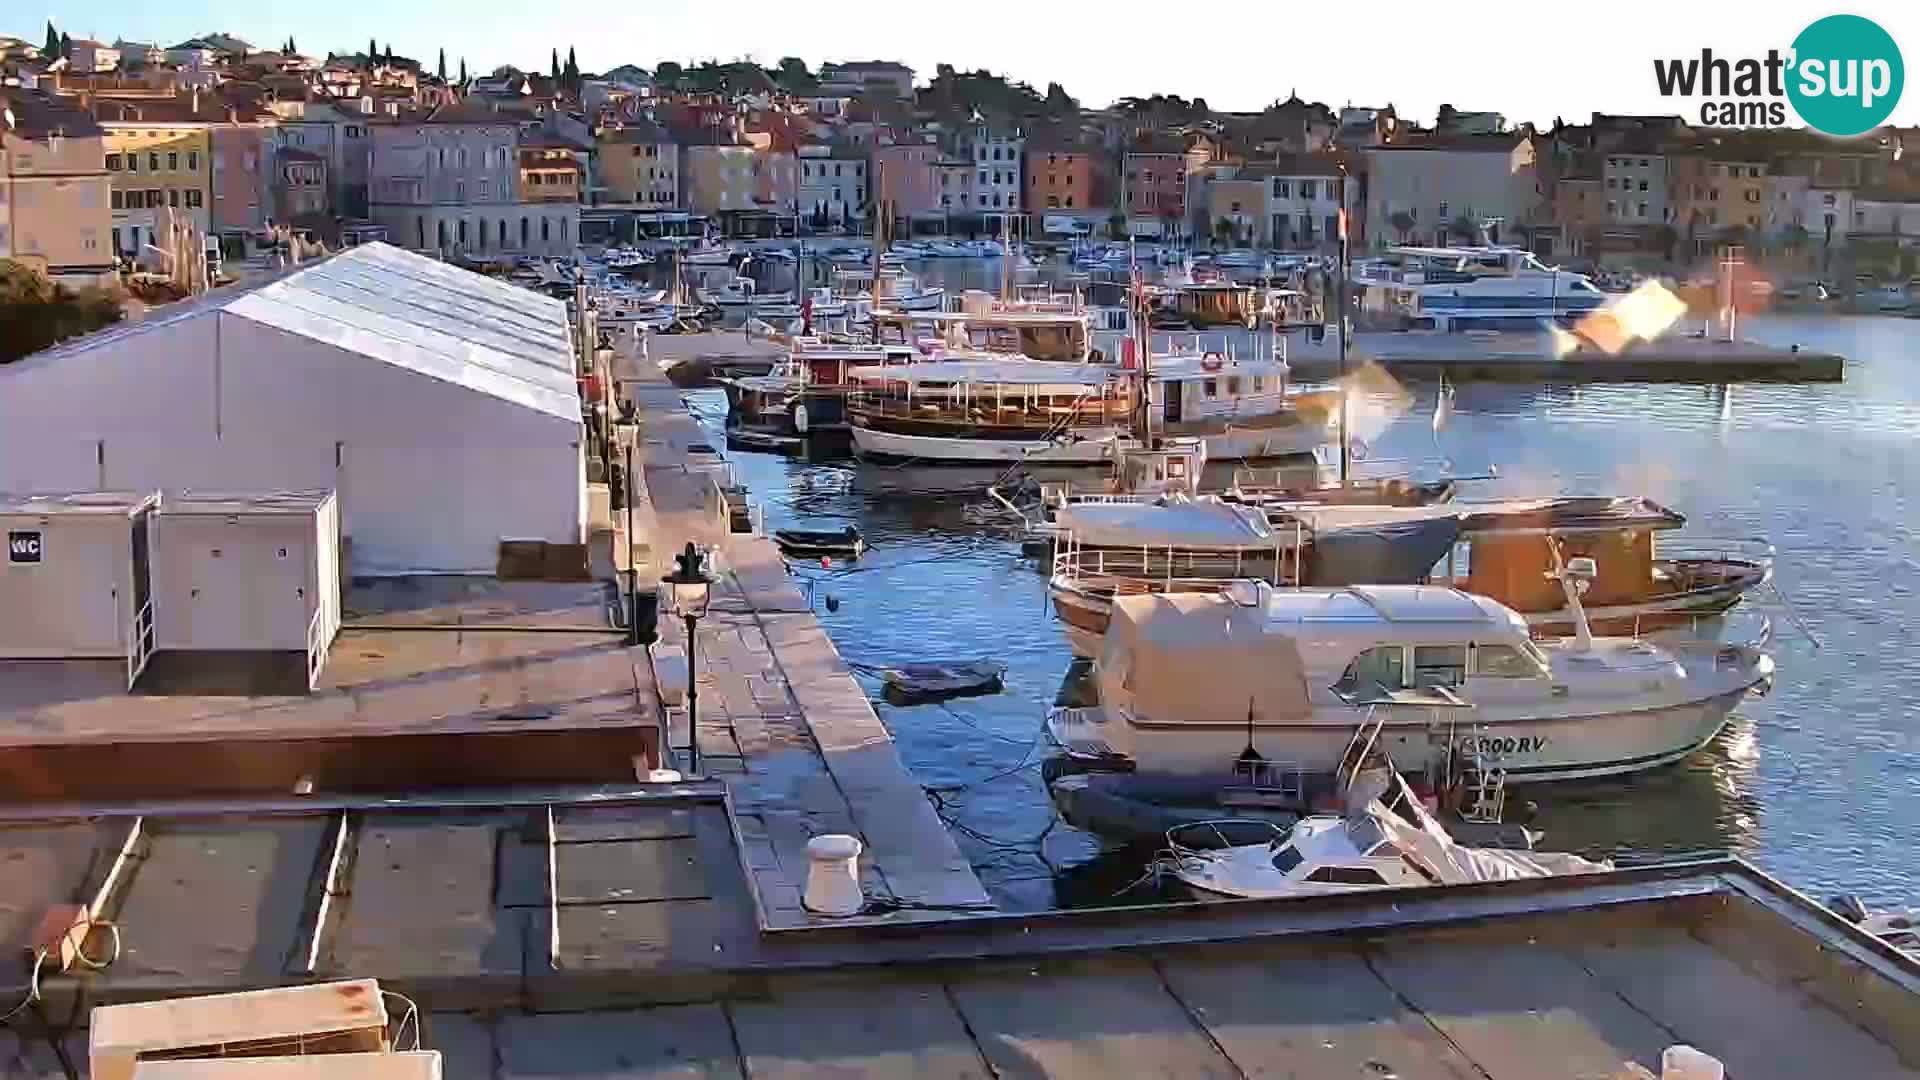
(955, 124, 1022, 223)
(797, 144, 864, 228)
(681, 143, 756, 216)
(1603, 151, 1668, 226)
(0, 88, 114, 282)
(818, 61, 914, 98)
(594, 121, 679, 208)
(208, 122, 271, 239)
(1025, 141, 1095, 231)
(871, 143, 939, 222)
(99, 110, 213, 258)
(1365, 136, 1540, 249)
(1123, 150, 1193, 239)
(368, 107, 575, 259)
(68, 40, 121, 73)
(1264, 157, 1352, 250)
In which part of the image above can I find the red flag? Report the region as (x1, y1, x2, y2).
(1338, 208, 1349, 243)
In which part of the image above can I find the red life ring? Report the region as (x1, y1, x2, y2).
(1200, 352, 1224, 372)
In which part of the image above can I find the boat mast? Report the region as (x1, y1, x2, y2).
(1337, 162, 1351, 488)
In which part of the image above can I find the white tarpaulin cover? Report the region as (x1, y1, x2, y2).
(0, 243, 585, 575)
(1099, 591, 1312, 727)
(1057, 498, 1280, 550)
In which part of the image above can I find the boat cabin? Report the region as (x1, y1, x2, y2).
(869, 309, 1092, 363)
(1167, 282, 1258, 328)
(846, 359, 1132, 433)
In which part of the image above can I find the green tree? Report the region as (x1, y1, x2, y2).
(383, 43, 394, 67)
(58, 32, 71, 59)
(1449, 214, 1479, 244)
(1044, 81, 1077, 116)
(564, 46, 579, 88)
(459, 57, 467, 84)
(0, 260, 124, 364)
(654, 61, 682, 88)
(367, 38, 378, 68)
(437, 48, 446, 81)
(287, 36, 296, 54)
(44, 21, 58, 57)
(1388, 210, 1415, 242)
(551, 48, 561, 81)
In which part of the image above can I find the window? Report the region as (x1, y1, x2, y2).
(1299, 180, 1315, 199)
(186, 189, 202, 208)
(107, 153, 123, 171)
(1607, 200, 1617, 215)
(1047, 195, 1059, 208)
(1474, 644, 1540, 678)
(1270, 845, 1304, 874)
(168, 188, 180, 207)
(1065, 196, 1073, 207)
(1411, 645, 1467, 688)
(1438, 201, 1449, 218)
(148, 152, 160, 171)
(1305, 866, 1391, 886)
(188, 151, 199, 171)
(1225, 377, 1241, 395)
(1203, 378, 1218, 398)
(1606, 178, 1616, 190)
(1334, 646, 1404, 697)
(1637, 180, 1647, 191)
(111, 189, 124, 209)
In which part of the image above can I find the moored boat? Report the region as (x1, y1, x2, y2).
(1047, 562, 1773, 784)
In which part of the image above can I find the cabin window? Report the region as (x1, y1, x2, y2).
(1251, 376, 1264, 393)
(1269, 844, 1304, 873)
(1334, 646, 1404, 697)
(1226, 377, 1241, 395)
(1473, 644, 1540, 678)
(1204, 379, 1218, 399)
(1306, 866, 1389, 885)
(1411, 645, 1467, 688)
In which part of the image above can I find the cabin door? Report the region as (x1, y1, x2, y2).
(1163, 381, 1184, 424)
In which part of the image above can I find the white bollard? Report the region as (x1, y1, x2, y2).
(645, 769, 683, 784)
(1661, 1045, 1725, 1080)
(803, 834, 865, 916)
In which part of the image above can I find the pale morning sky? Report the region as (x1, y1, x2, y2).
(21, 0, 1920, 129)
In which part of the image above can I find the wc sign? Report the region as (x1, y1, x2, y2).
(7, 531, 42, 565)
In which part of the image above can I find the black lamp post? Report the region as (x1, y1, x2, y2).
(612, 416, 644, 645)
(661, 542, 714, 775)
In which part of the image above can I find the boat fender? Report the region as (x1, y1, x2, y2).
(794, 401, 810, 433)
(1349, 437, 1369, 461)
(1200, 352, 1224, 372)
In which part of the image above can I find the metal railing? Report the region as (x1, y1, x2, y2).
(306, 606, 328, 689)
(126, 600, 156, 691)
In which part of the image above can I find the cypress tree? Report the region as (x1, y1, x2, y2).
(44, 21, 58, 58)
(437, 48, 446, 81)
(550, 48, 560, 81)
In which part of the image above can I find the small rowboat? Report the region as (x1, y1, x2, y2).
(880, 659, 1007, 702)
(773, 525, 866, 559)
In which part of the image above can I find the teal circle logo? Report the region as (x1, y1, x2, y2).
(1787, 14, 1903, 136)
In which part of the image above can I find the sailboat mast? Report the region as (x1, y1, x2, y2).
(1337, 163, 1351, 488)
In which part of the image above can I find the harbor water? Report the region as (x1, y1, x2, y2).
(687, 256, 1919, 912)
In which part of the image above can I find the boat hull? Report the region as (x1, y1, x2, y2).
(850, 425, 1124, 464)
(1048, 679, 1765, 785)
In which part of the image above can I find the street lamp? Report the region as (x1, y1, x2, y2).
(611, 416, 649, 646)
(661, 542, 715, 775)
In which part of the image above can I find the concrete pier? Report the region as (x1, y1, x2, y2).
(616, 331, 991, 926)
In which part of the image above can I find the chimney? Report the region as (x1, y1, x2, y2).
(192, 86, 200, 115)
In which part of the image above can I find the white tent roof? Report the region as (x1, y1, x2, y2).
(15, 242, 579, 422)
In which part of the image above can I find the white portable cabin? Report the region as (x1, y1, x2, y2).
(151, 490, 342, 688)
(0, 491, 160, 687)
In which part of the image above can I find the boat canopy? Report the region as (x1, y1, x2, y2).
(1057, 498, 1276, 550)
(1457, 495, 1685, 535)
(1299, 511, 1463, 587)
(1099, 592, 1313, 728)
(847, 359, 1119, 389)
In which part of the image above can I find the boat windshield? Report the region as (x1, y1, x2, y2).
(1268, 842, 1305, 874)
(1345, 814, 1390, 854)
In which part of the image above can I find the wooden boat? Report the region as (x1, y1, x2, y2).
(1447, 496, 1773, 637)
(773, 525, 866, 558)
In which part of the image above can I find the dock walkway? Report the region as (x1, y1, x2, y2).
(618, 332, 990, 926)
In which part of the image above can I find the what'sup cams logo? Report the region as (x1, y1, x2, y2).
(1653, 14, 1903, 136)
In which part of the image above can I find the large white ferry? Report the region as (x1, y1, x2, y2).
(1353, 246, 1608, 331)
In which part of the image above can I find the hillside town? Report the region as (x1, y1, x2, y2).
(5, 25, 1920, 298)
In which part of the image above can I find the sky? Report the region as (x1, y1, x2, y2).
(21, 0, 1920, 130)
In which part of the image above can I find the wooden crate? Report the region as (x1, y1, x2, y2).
(132, 1052, 441, 1078)
(91, 980, 388, 1080)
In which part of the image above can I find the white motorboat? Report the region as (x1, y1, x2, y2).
(802, 287, 849, 318)
(927, 240, 973, 258)
(705, 276, 795, 308)
(1047, 556, 1774, 784)
(1167, 764, 1611, 900)
(1354, 246, 1608, 331)
(603, 247, 654, 271)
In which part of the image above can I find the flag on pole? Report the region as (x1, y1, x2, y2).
(1432, 374, 1455, 434)
(1338, 207, 1349, 243)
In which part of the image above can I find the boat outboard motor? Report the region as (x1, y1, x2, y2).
(1830, 894, 1871, 923)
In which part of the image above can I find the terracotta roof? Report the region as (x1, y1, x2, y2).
(0, 86, 104, 138)
(422, 99, 517, 125)
(598, 117, 675, 144)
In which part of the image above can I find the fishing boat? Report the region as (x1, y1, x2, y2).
(833, 267, 946, 312)
(847, 351, 1335, 465)
(1046, 555, 1774, 784)
(1351, 246, 1607, 331)
(1165, 765, 1609, 900)
(704, 276, 795, 309)
(603, 247, 654, 271)
(869, 294, 1106, 364)
(722, 342, 917, 444)
(684, 244, 736, 266)
(1447, 496, 1774, 637)
(1162, 281, 1261, 328)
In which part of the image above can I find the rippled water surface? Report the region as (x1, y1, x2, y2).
(695, 300, 1920, 913)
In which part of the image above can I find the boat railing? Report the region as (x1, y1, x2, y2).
(1051, 538, 1300, 591)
